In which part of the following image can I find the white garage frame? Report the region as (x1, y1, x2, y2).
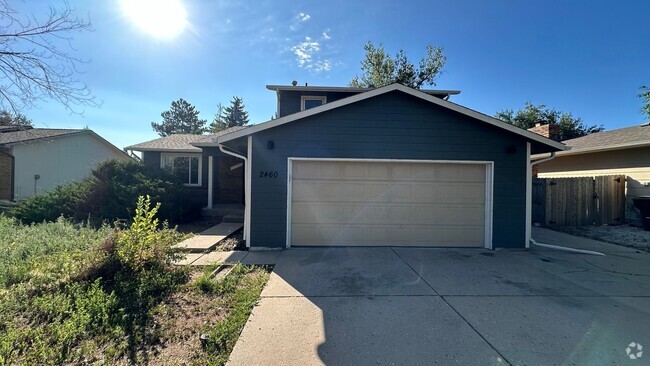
(286, 158, 494, 249)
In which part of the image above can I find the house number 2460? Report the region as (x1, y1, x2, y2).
(259, 171, 279, 178)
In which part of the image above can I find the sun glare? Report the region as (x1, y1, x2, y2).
(120, 0, 188, 40)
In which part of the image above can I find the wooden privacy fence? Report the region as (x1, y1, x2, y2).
(532, 175, 626, 226)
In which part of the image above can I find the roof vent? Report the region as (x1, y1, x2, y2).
(291, 80, 297, 86)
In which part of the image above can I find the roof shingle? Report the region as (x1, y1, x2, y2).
(0, 128, 85, 145)
(125, 126, 248, 152)
(562, 124, 650, 151)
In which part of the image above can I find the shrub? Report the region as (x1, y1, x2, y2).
(12, 159, 202, 225)
(115, 195, 183, 271)
(0, 196, 189, 364)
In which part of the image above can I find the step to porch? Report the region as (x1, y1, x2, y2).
(173, 222, 244, 252)
(222, 209, 244, 223)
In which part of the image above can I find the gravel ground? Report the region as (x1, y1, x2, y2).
(554, 224, 650, 252)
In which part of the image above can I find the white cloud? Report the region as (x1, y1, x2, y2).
(291, 37, 333, 73)
(322, 31, 331, 40)
(290, 12, 311, 31)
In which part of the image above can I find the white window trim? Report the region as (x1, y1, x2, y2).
(160, 152, 202, 187)
(300, 95, 327, 111)
(285, 158, 494, 249)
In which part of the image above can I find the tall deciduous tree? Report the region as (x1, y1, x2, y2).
(349, 42, 446, 89)
(151, 99, 207, 136)
(0, 110, 32, 126)
(639, 86, 650, 120)
(0, 1, 97, 113)
(495, 102, 604, 141)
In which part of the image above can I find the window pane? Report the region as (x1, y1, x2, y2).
(304, 99, 323, 110)
(190, 157, 199, 184)
(173, 157, 190, 183)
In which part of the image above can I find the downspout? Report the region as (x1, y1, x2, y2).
(528, 151, 605, 256)
(218, 144, 249, 242)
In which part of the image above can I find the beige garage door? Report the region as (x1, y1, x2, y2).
(289, 160, 488, 247)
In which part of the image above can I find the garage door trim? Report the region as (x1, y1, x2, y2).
(286, 158, 494, 249)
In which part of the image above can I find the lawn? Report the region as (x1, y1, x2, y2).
(0, 200, 269, 365)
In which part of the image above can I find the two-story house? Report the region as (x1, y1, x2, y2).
(129, 83, 566, 249)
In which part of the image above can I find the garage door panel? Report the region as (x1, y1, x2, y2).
(290, 160, 488, 247)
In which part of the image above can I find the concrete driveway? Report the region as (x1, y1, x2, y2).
(227, 228, 650, 365)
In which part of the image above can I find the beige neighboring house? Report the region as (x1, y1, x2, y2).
(532, 123, 650, 224)
(0, 125, 130, 201)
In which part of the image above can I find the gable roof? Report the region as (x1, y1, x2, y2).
(565, 124, 650, 151)
(125, 126, 248, 153)
(266, 84, 460, 99)
(0, 128, 85, 145)
(195, 83, 566, 153)
(0, 127, 129, 158)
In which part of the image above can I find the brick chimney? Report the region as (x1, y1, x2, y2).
(527, 122, 560, 141)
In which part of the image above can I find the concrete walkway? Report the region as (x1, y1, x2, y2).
(176, 249, 283, 266)
(227, 228, 650, 365)
(173, 222, 243, 252)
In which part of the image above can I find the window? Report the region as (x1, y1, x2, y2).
(161, 153, 202, 186)
(301, 96, 327, 111)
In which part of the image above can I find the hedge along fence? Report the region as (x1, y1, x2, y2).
(11, 159, 203, 226)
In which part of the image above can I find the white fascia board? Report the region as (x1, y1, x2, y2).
(216, 83, 567, 152)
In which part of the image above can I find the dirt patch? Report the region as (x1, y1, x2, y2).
(555, 224, 650, 252)
(217, 230, 245, 251)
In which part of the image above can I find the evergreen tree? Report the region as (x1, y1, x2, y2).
(209, 103, 227, 133)
(151, 98, 207, 136)
(0, 110, 32, 126)
(221, 97, 249, 128)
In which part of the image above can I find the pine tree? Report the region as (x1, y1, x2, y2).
(209, 103, 227, 133)
(151, 98, 207, 136)
(0, 110, 32, 126)
(222, 97, 249, 128)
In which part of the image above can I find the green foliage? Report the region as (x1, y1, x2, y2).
(211, 96, 249, 133)
(0, 198, 190, 365)
(199, 265, 270, 365)
(639, 86, 650, 121)
(349, 42, 446, 89)
(115, 196, 183, 272)
(0, 110, 32, 126)
(12, 159, 201, 226)
(151, 98, 208, 136)
(495, 102, 604, 141)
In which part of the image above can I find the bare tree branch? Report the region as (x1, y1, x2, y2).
(0, 0, 98, 114)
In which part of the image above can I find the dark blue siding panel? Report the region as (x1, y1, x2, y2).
(250, 91, 527, 248)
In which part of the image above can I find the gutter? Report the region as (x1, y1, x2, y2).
(531, 151, 556, 166)
(218, 144, 250, 243)
(527, 151, 605, 256)
(530, 238, 605, 256)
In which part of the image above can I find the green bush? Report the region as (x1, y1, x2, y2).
(12, 159, 202, 226)
(0, 196, 190, 365)
(115, 195, 184, 272)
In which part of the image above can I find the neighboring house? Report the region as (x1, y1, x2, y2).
(532, 123, 650, 224)
(124, 127, 247, 210)
(0, 126, 130, 201)
(190, 83, 564, 249)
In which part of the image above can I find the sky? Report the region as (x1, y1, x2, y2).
(13, 0, 650, 149)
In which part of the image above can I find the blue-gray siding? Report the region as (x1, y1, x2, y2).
(278, 91, 357, 117)
(248, 90, 528, 248)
